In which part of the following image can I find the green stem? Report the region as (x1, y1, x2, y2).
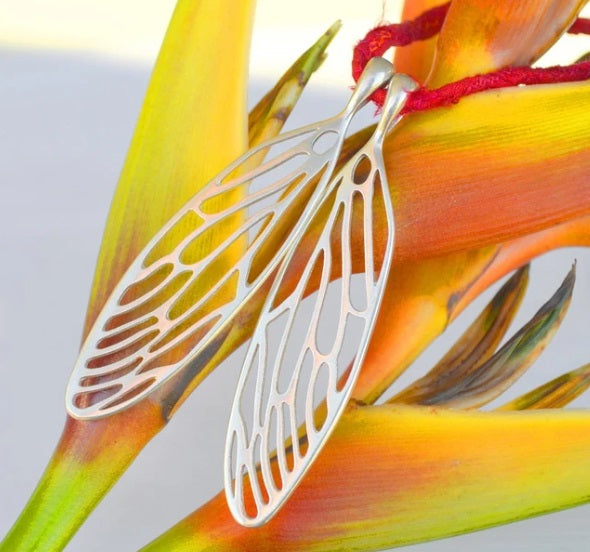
(1, 407, 163, 551)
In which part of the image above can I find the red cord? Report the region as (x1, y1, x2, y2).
(353, 4, 590, 111)
(403, 61, 590, 113)
(351, 2, 449, 84)
(569, 17, 590, 35)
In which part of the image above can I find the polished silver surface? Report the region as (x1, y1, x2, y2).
(224, 73, 417, 526)
(65, 58, 395, 419)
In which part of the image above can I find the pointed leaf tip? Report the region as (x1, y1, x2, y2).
(500, 362, 590, 410)
(248, 21, 341, 140)
(438, 264, 575, 409)
(390, 265, 529, 406)
(393, 264, 574, 410)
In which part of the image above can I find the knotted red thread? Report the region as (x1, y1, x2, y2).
(353, 2, 590, 111)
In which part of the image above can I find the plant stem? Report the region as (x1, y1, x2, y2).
(1, 402, 163, 551)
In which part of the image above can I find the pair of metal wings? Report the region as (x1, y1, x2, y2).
(66, 57, 416, 526)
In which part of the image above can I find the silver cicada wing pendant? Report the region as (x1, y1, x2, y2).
(65, 57, 396, 419)
(224, 72, 417, 526)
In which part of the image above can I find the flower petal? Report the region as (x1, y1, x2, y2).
(428, 0, 587, 86)
(499, 363, 590, 409)
(394, 265, 574, 409)
(249, 21, 341, 144)
(357, 216, 590, 403)
(391, 265, 529, 405)
(83, 0, 254, 335)
(387, 80, 590, 261)
(2, 1, 256, 549)
(142, 405, 590, 551)
(457, 215, 590, 311)
(393, 1, 448, 82)
(353, 246, 500, 402)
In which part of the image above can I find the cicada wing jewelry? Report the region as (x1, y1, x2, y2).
(65, 58, 395, 420)
(224, 72, 417, 526)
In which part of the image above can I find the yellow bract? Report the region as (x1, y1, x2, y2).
(83, 0, 255, 336)
(143, 405, 590, 552)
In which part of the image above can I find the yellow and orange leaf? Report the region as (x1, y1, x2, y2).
(427, 0, 587, 86)
(393, 266, 574, 409)
(143, 405, 590, 552)
(500, 363, 590, 410)
(394, 0, 447, 82)
(83, 0, 254, 335)
(391, 265, 529, 405)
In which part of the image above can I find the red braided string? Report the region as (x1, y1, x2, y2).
(352, 2, 449, 106)
(353, 3, 590, 111)
(403, 61, 590, 113)
(351, 2, 449, 83)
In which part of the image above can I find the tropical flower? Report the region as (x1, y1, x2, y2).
(2, 0, 590, 551)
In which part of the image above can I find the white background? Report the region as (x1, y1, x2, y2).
(1, 1, 590, 550)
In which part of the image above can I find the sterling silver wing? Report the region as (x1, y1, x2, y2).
(66, 58, 396, 420)
(224, 74, 417, 526)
